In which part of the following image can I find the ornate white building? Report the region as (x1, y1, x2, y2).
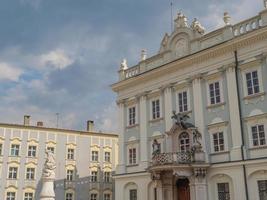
(112, 3, 267, 200)
(0, 116, 118, 200)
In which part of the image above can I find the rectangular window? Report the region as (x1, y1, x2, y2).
(90, 194, 97, 200)
(258, 180, 267, 200)
(26, 168, 35, 180)
(130, 189, 137, 200)
(104, 172, 111, 182)
(10, 144, 20, 156)
(47, 147, 55, 154)
(152, 99, 160, 120)
(104, 152, 111, 162)
(92, 151, 99, 162)
(6, 192, 16, 200)
(66, 169, 74, 181)
(28, 145, 37, 157)
(67, 148, 75, 160)
(252, 125, 266, 147)
(91, 171, 98, 182)
(128, 106, 136, 126)
(8, 167, 18, 179)
(129, 148, 137, 165)
(213, 132, 225, 152)
(246, 70, 260, 95)
(65, 193, 73, 200)
(178, 91, 188, 113)
(24, 192, 33, 200)
(217, 183, 230, 200)
(0, 143, 2, 155)
(209, 81, 221, 105)
(104, 194, 111, 200)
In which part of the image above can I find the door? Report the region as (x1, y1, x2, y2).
(177, 178, 190, 200)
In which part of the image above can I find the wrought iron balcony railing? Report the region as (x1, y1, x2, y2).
(151, 152, 192, 166)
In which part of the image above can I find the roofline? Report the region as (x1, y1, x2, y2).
(0, 123, 118, 138)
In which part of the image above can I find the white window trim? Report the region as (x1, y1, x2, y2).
(241, 65, 264, 97)
(127, 143, 139, 166)
(208, 123, 229, 154)
(150, 96, 162, 120)
(206, 78, 224, 106)
(127, 105, 138, 127)
(176, 88, 190, 113)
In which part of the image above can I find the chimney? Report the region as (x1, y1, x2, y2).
(24, 115, 30, 126)
(87, 120, 94, 132)
(37, 121, 44, 127)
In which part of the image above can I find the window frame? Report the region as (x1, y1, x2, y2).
(67, 148, 75, 160)
(217, 182, 230, 200)
(177, 89, 190, 113)
(10, 144, 20, 156)
(27, 145, 37, 157)
(91, 171, 98, 182)
(24, 192, 33, 200)
(150, 98, 161, 120)
(26, 167, 35, 180)
(65, 192, 73, 200)
(251, 124, 266, 147)
(258, 180, 267, 200)
(91, 151, 99, 162)
(6, 192, 16, 200)
(129, 189, 137, 200)
(212, 132, 225, 152)
(8, 166, 18, 179)
(104, 151, 111, 163)
(128, 105, 137, 126)
(128, 147, 137, 165)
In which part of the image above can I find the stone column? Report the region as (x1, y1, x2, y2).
(139, 94, 148, 169)
(164, 87, 173, 153)
(117, 102, 126, 174)
(192, 168, 208, 200)
(192, 77, 207, 159)
(225, 65, 243, 160)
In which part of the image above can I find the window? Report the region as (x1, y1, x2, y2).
(129, 148, 137, 165)
(91, 171, 98, 182)
(6, 192, 16, 200)
(67, 148, 75, 160)
(66, 193, 73, 200)
(26, 168, 35, 180)
(92, 151, 99, 162)
(104, 172, 111, 182)
(24, 192, 33, 200)
(47, 147, 55, 153)
(151, 99, 160, 120)
(217, 183, 230, 200)
(104, 194, 111, 200)
(209, 81, 221, 105)
(129, 189, 137, 200)
(104, 152, 111, 162)
(128, 106, 136, 126)
(10, 144, 20, 156)
(28, 146, 37, 157)
(0, 143, 2, 155)
(90, 193, 97, 200)
(258, 180, 267, 200)
(8, 167, 18, 179)
(246, 70, 260, 95)
(66, 170, 74, 181)
(213, 132, 225, 152)
(252, 125, 266, 147)
(179, 132, 190, 152)
(178, 91, 188, 113)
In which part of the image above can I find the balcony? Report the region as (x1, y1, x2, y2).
(151, 152, 192, 166)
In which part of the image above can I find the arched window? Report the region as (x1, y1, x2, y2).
(179, 132, 190, 152)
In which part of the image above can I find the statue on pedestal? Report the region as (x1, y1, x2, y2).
(191, 18, 205, 34)
(152, 139, 161, 156)
(40, 150, 56, 200)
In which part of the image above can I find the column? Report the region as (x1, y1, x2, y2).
(117, 102, 126, 174)
(226, 66, 242, 160)
(139, 95, 148, 169)
(192, 77, 207, 158)
(164, 87, 173, 153)
(192, 168, 208, 200)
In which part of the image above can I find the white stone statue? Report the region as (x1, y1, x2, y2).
(264, 0, 267, 8)
(191, 18, 205, 34)
(223, 12, 231, 26)
(141, 49, 147, 61)
(120, 59, 128, 70)
(174, 12, 189, 29)
(40, 150, 57, 200)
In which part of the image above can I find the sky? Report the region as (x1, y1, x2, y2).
(0, 0, 263, 133)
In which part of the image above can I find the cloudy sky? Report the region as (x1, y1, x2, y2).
(0, 0, 263, 132)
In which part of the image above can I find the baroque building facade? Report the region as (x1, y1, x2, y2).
(0, 116, 118, 200)
(112, 3, 267, 200)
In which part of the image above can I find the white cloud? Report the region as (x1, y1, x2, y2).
(39, 49, 73, 70)
(0, 62, 23, 82)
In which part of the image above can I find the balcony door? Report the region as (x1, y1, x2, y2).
(176, 178, 190, 200)
(179, 132, 190, 152)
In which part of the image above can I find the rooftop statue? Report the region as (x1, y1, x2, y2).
(265, 0, 267, 8)
(174, 12, 189, 29)
(191, 18, 205, 34)
(120, 59, 128, 70)
(223, 12, 231, 26)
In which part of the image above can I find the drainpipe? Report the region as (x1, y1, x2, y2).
(234, 50, 249, 200)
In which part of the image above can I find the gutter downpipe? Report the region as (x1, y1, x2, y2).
(234, 50, 249, 200)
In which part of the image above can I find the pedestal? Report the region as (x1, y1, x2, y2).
(40, 178, 55, 200)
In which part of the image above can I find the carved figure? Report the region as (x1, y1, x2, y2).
(159, 33, 169, 53)
(174, 12, 189, 29)
(152, 139, 161, 155)
(120, 59, 128, 70)
(42, 150, 56, 179)
(223, 12, 231, 26)
(192, 129, 202, 146)
(141, 49, 147, 61)
(191, 18, 205, 34)
(171, 111, 190, 129)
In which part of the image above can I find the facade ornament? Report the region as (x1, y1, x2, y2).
(40, 150, 57, 200)
(120, 58, 128, 70)
(194, 168, 207, 178)
(174, 12, 189, 29)
(191, 18, 205, 34)
(141, 49, 147, 61)
(223, 12, 231, 26)
(159, 33, 169, 53)
(152, 139, 161, 156)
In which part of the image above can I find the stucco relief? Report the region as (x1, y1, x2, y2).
(175, 38, 188, 57)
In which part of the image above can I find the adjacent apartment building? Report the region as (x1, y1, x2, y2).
(112, 2, 267, 200)
(0, 116, 118, 200)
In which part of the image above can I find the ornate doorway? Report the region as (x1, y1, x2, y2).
(176, 178, 190, 200)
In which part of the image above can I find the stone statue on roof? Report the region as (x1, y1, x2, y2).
(174, 12, 189, 29)
(120, 59, 128, 70)
(191, 18, 205, 34)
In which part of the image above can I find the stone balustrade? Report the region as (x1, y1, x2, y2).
(151, 152, 192, 166)
(125, 65, 140, 79)
(233, 15, 262, 36)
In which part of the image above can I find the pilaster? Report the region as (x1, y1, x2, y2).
(164, 86, 173, 153)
